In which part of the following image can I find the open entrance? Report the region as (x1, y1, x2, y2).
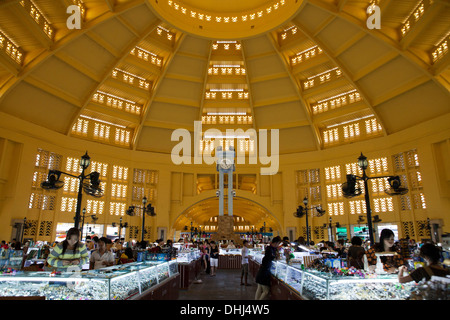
(172, 196, 281, 243)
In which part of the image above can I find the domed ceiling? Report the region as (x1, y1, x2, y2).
(0, 0, 449, 156)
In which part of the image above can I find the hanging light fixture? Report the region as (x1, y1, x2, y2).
(40, 151, 103, 230)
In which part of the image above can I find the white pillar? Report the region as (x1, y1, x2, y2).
(228, 170, 233, 216)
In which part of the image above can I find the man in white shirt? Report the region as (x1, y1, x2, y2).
(240, 240, 251, 286)
(227, 240, 236, 249)
(89, 237, 115, 269)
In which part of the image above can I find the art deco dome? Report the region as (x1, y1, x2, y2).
(0, 0, 448, 157)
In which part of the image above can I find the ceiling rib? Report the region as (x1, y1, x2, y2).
(266, 32, 322, 151)
(67, 18, 163, 137)
(132, 33, 188, 150)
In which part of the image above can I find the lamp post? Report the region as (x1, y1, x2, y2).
(126, 196, 156, 243)
(81, 208, 87, 239)
(41, 151, 103, 230)
(294, 198, 325, 246)
(21, 217, 31, 244)
(80, 207, 98, 240)
(324, 217, 341, 243)
(75, 152, 91, 230)
(303, 197, 311, 246)
(112, 217, 128, 242)
(357, 152, 376, 246)
(342, 152, 408, 246)
(141, 196, 147, 242)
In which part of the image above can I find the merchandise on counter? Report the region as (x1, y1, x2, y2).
(0, 260, 179, 300)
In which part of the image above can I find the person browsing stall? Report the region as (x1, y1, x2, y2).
(46, 228, 89, 271)
(241, 240, 251, 286)
(366, 229, 404, 273)
(227, 240, 236, 249)
(398, 243, 449, 283)
(120, 247, 135, 264)
(347, 236, 366, 269)
(210, 241, 219, 276)
(255, 236, 282, 300)
(90, 237, 115, 270)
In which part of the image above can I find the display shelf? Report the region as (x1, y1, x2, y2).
(219, 248, 241, 255)
(271, 261, 417, 300)
(176, 250, 201, 264)
(178, 258, 201, 289)
(0, 249, 24, 271)
(0, 260, 179, 300)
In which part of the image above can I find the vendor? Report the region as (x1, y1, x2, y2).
(347, 236, 366, 269)
(90, 237, 115, 269)
(294, 237, 308, 252)
(366, 229, 404, 273)
(398, 243, 449, 283)
(120, 247, 135, 264)
(46, 228, 89, 270)
(227, 240, 236, 249)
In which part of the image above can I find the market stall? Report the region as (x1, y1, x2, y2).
(0, 260, 179, 300)
(176, 249, 202, 289)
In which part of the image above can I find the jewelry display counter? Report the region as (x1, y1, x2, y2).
(0, 260, 179, 300)
(249, 257, 435, 300)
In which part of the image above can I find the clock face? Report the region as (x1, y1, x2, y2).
(219, 158, 233, 170)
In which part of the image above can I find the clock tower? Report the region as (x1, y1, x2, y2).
(214, 146, 240, 244)
(216, 145, 235, 217)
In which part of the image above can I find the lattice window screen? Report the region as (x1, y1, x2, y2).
(24, 220, 38, 236)
(38, 221, 53, 237)
(401, 221, 415, 238)
(129, 226, 139, 239)
(416, 220, 430, 238)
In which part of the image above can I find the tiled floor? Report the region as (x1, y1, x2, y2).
(178, 269, 257, 300)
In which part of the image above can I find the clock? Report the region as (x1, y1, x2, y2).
(219, 158, 233, 170)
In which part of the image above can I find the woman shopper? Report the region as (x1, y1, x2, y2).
(120, 247, 135, 264)
(210, 241, 219, 276)
(241, 240, 251, 286)
(347, 236, 366, 269)
(398, 243, 449, 283)
(46, 228, 89, 271)
(203, 241, 211, 274)
(255, 236, 282, 300)
(366, 229, 404, 273)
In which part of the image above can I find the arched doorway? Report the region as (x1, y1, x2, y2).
(172, 196, 282, 241)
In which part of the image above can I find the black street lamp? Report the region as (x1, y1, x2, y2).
(294, 197, 325, 246)
(324, 217, 340, 243)
(126, 196, 156, 242)
(80, 207, 98, 240)
(342, 152, 408, 246)
(41, 151, 103, 230)
(112, 217, 129, 242)
(21, 217, 32, 244)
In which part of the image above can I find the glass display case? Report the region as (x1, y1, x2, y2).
(274, 261, 288, 281)
(0, 260, 178, 300)
(271, 261, 416, 300)
(23, 248, 46, 268)
(176, 249, 201, 263)
(0, 249, 23, 271)
(250, 251, 263, 264)
(219, 248, 242, 255)
(177, 251, 195, 263)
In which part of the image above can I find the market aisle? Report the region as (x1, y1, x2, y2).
(178, 269, 257, 300)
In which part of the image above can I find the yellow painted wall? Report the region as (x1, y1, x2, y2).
(0, 111, 449, 243)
